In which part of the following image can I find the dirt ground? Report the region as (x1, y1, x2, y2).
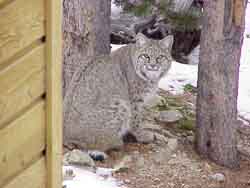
(97, 140, 250, 188)
(95, 91, 250, 188)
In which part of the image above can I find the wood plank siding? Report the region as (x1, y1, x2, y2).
(0, 0, 62, 188)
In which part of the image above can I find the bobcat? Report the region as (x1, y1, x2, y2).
(63, 33, 173, 151)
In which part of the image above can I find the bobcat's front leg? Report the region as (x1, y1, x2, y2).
(131, 90, 158, 132)
(131, 101, 147, 130)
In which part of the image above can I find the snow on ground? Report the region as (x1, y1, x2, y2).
(238, 3, 250, 119)
(111, 0, 122, 18)
(158, 62, 198, 94)
(238, 61, 250, 119)
(159, 57, 250, 120)
(111, 44, 126, 52)
(63, 166, 125, 188)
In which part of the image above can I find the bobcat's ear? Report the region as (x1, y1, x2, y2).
(159, 35, 174, 51)
(136, 33, 149, 47)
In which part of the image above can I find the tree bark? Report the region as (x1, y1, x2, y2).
(196, 0, 247, 168)
(62, 0, 111, 94)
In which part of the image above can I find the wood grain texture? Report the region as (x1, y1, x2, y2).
(0, 0, 6, 4)
(0, 0, 14, 9)
(0, 44, 45, 94)
(0, 101, 46, 186)
(3, 158, 46, 188)
(0, 0, 45, 65)
(46, 0, 63, 187)
(0, 70, 45, 128)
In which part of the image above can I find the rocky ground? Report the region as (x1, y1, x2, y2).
(106, 91, 250, 188)
(63, 90, 250, 188)
(109, 143, 250, 188)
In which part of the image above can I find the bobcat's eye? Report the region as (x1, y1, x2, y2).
(139, 54, 150, 63)
(156, 55, 166, 63)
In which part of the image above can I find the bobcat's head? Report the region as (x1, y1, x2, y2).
(132, 33, 173, 82)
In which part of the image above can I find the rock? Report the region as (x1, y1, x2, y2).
(154, 133, 169, 144)
(167, 138, 178, 151)
(156, 110, 183, 123)
(124, 179, 131, 184)
(134, 130, 155, 144)
(152, 147, 172, 164)
(143, 95, 165, 108)
(187, 135, 195, 143)
(142, 123, 162, 131)
(161, 129, 177, 138)
(237, 123, 250, 157)
(171, 154, 177, 158)
(135, 156, 145, 168)
(88, 150, 108, 161)
(96, 167, 113, 177)
(204, 162, 212, 172)
(153, 177, 161, 183)
(209, 173, 225, 182)
(63, 149, 95, 167)
(114, 155, 133, 173)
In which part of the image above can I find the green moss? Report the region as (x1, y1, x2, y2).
(179, 105, 195, 119)
(151, 98, 170, 111)
(176, 104, 196, 131)
(151, 96, 185, 112)
(152, 95, 196, 132)
(165, 98, 182, 107)
(178, 118, 195, 131)
(184, 84, 197, 93)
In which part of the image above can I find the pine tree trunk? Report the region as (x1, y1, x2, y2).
(62, 0, 111, 94)
(196, 0, 247, 168)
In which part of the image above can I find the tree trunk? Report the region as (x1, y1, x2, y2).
(62, 0, 111, 94)
(196, 0, 247, 168)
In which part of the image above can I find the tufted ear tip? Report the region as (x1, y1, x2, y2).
(135, 33, 149, 47)
(160, 35, 174, 51)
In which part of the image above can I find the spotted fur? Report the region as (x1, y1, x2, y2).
(64, 33, 173, 151)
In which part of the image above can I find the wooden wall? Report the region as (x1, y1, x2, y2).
(0, 0, 62, 188)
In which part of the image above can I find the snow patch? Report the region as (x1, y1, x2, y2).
(158, 59, 250, 120)
(111, 0, 123, 18)
(187, 45, 200, 65)
(158, 62, 198, 95)
(238, 62, 250, 119)
(111, 44, 126, 52)
(63, 166, 125, 188)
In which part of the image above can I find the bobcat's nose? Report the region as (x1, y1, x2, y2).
(148, 64, 159, 71)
